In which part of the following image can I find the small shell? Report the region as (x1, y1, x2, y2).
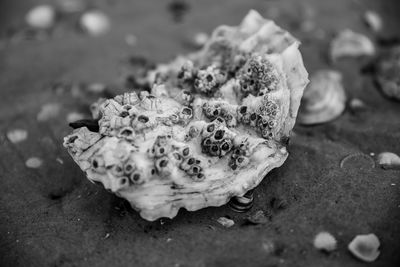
(313, 232, 337, 252)
(217, 217, 234, 228)
(348, 233, 380, 262)
(377, 152, 400, 170)
(7, 129, 28, 144)
(364, 11, 382, 32)
(80, 11, 110, 36)
(298, 70, 346, 125)
(348, 98, 366, 112)
(375, 46, 400, 101)
(25, 5, 56, 29)
(330, 29, 375, 61)
(26, 157, 43, 168)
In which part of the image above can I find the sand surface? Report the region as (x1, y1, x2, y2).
(0, 0, 399, 266)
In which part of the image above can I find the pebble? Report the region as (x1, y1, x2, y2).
(364, 11, 383, 32)
(37, 103, 61, 121)
(217, 217, 235, 228)
(244, 210, 269, 225)
(262, 240, 275, 254)
(377, 152, 400, 170)
(313, 231, 337, 252)
(348, 233, 380, 262)
(349, 98, 366, 111)
(80, 11, 111, 36)
(7, 129, 28, 144)
(25, 5, 56, 29)
(26, 157, 43, 168)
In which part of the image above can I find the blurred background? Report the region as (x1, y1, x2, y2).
(0, 0, 399, 266)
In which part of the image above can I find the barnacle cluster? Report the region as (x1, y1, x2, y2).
(237, 55, 279, 97)
(64, 10, 308, 221)
(237, 97, 280, 139)
(201, 119, 234, 157)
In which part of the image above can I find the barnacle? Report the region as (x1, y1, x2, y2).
(63, 10, 308, 221)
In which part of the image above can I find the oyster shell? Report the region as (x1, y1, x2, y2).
(63, 10, 309, 221)
(298, 70, 346, 125)
(375, 46, 400, 101)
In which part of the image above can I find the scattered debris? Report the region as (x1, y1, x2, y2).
(166, 238, 172, 243)
(193, 32, 209, 48)
(26, 157, 43, 168)
(67, 112, 85, 123)
(271, 197, 288, 211)
(56, 157, 64, 164)
(330, 29, 375, 61)
(348, 233, 380, 262)
(376, 152, 400, 170)
(364, 11, 383, 32)
(375, 46, 400, 100)
(349, 98, 366, 112)
(217, 217, 235, 228)
(262, 240, 276, 254)
(167, 0, 189, 22)
(125, 34, 137, 46)
(37, 103, 61, 121)
(340, 152, 376, 169)
(103, 233, 110, 239)
(7, 129, 28, 144)
(313, 231, 337, 252)
(80, 10, 110, 36)
(25, 5, 56, 29)
(244, 210, 269, 225)
(298, 70, 346, 125)
(56, 0, 87, 13)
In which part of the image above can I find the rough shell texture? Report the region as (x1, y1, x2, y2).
(348, 234, 380, 262)
(330, 29, 375, 61)
(63, 10, 309, 221)
(298, 70, 346, 125)
(375, 46, 400, 101)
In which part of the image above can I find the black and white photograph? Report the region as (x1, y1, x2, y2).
(0, 0, 399, 266)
